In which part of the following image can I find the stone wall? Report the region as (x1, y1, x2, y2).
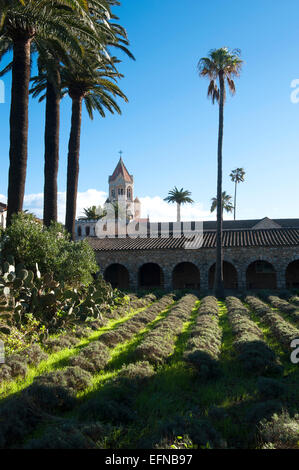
(94, 245, 299, 291)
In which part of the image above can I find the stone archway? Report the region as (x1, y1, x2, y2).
(172, 262, 200, 290)
(104, 264, 130, 289)
(138, 263, 164, 288)
(246, 260, 277, 289)
(286, 260, 299, 288)
(208, 261, 238, 289)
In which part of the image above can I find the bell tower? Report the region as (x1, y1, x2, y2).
(108, 152, 135, 220)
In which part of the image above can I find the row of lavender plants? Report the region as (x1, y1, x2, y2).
(0, 294, 156, 384)
(245, 296, 299, 350)
(183, 296, 222, 379)
(134, 294, 198, 364)
(225, 297, 282, 375)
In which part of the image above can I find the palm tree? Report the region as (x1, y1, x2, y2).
(164, 187, 194, 222)
(210, 191, 234, 216)
(79, 205, 106, 220)
(0, 0, 94, 225)
(198, 47, 243, 296)
(30, 45, 66, 227)
(230, 168, 245, 220)
(62, 54, 128, 239)
(30, 4, 133, 227)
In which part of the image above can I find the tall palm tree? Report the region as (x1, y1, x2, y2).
(210, 191, 234, 216)
(0, 0, 93, 225)
(62, 54, 128, 239)
(30, 45, 66, 227)
(198, 47, 243, 296)
(164, 187, 194, 222)
(230, 167, 245, 220)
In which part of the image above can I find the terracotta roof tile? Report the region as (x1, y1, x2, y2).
(87, 228, 299, 251)
(108, 158, 133, 184)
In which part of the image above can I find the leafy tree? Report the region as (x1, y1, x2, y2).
(210, 191, 234, 216)
(164, 187, 194, 222)
(230, 167, 245, 220)
(0, 212, 98, 284)
(198, 47, 243, 296)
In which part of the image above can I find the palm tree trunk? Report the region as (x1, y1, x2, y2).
(234, 181, 237, 221)
(177, 203, 181, 222)
(215, 71, 225, 297)
(43, 72, 61, 227)
(65, 95, 83, 240)
(7, 36, 32, 225)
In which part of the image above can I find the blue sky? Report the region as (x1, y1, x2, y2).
(1, 0, 299, 222)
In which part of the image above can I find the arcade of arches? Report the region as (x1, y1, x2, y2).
(101, 255, 299, 291)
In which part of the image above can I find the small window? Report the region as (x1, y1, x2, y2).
(86, 226, 90, 236)
(78, 226, 82, 237)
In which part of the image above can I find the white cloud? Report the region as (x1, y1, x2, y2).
(3, 190, 233, 223)
(23, 189, 107, 223)
(0, 194, 7, 204)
